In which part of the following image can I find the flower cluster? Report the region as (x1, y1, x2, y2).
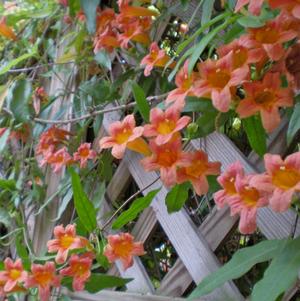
(214, 152, 300, 234)
(36, 127, 97, 172)
(100, 105, 221, 193)
(0, 225, 144, 301)
(93, 0, 157, 53)
(140, 2, 299, 133)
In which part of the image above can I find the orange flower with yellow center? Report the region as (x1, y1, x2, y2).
(73, 143, 97, 168)
(25, 262, 60, 301)
(194, 51, 249, 112)
(47, 224, 89, 264)
(236, 72, 293, 133)
(176, 150, 221, 196)
(143, 106, 191, 145)
(214, 161, 245, 209)
(141, 42, 174, 76)
(166, 60, 200, 109)
(118, 0, 158, 18)
(60, 253, 94, 291)
(248, 14, 297, 61)
(141, 138, 190, 187)
(100, 114, 150, 159)
(104, 233, 145, 270)
(226, 175, 269, 234)
(0, 258, 27, 293)
(250, 152, 300, 212)
(217, 35, 265, 69)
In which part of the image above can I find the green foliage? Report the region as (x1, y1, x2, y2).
(243, 115, 267, 157)
(80, 0, 100, 34)
(6, 79, 32, 123)
(287, 100, 300, 144)
(201, 0, 215, 26)
(70, 168, 97, 233)
(112, 188, 160, 229)
(166, 182, 190, 213)
(95, 50, 112, 70)
(131, 82, 150, 122)
(188, 239, 286, 299)
(252, 237, 300, 301)
(63, 273, 132, 292)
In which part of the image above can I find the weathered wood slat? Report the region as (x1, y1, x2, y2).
(64, 289, 189, 301)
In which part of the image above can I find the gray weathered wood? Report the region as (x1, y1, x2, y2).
(64, 289, 189, 301)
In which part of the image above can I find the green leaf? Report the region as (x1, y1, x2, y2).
(70, 168, 97, 233)
(112, 188, 160, 229)
(0, 208, 11, 228)
(0, 49, 37, 76)
(80, 0, 100, 34)
(62, 274, 132, 292)
(166, 182, 190, 213)
(0, 179, 16, 191)
(16, 234, 31, 270)
(183, 96, 215, 113)
(237, 16, 264, 28)
(131, 82, 150, 122)
(188, 239, 286, 300)
(6, 79, 32, 123)
(95, 50, 112, 71)
(201, 0, 215, 26)
(287, 101, 300, 144)
(243, 115, 267, 157)
(69, 0, 81, 16)
(252, 237, 300, 301)
(193, 110, 218, 138)
(207, 175, 221, 193)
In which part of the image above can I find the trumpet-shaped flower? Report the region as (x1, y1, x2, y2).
(217, 35, 265, 69)
(141, 42, 173, 76)
(214, 161, 245, 208)
(118, 0, 158, 18)
(143, 106, 191, 145)
(141, 138, 190, 187)
(250, 153, 300, 212)
(25, 262, 60, 301)
(73, 143, 97, 168)
(36, 126, 71, 156)
(94, 27, 120, 53)
(47, 224, 89, 264)
(227, 175, 269, 234)
(104, 233, 145, 270)
(0, 258, 27, 293)
(99, 114, 150, 159)
(117, 22, 150, 48)
(176, 151, 221, 195)
(60, 253, 94, 291)
(235, 0, 264, 15)
(236, 72, 293, 133)
(248, 15, 297, 61)
(0, 17, 16, 40)
(166, 60, 200, 109)
(269, 0, 300, 19)
(45, 147, 73, 173)
(195, 52, 249, 112)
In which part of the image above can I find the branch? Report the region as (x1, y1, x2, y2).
(100, 177, 160, 231)
(33, 93, 168, 125)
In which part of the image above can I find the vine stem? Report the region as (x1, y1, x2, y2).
(100, 177, 160, 231)
(33, 93, 168, 125)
